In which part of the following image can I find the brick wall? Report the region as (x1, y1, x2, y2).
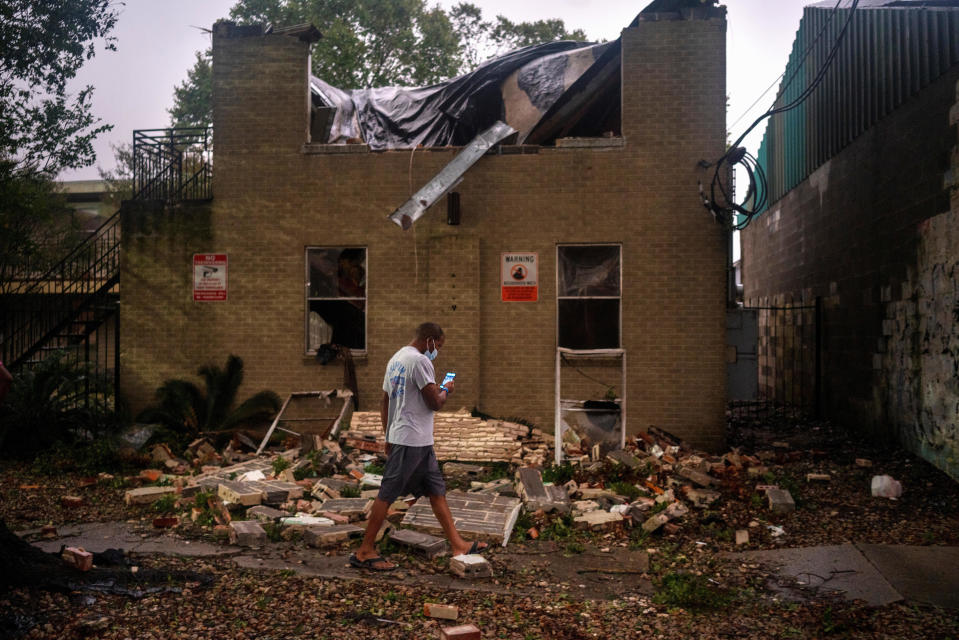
(121, 13, 730, 451)
(742, 65, 959, 476)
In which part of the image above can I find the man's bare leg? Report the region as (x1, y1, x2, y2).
(429, 494, 488, 556)
(353, 497, 395, 569)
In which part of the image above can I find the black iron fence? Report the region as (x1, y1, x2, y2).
(133, 127, 212, 202)
(729, 299, 822, 421)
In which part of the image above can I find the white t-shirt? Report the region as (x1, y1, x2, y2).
(382, 345, 437, 446)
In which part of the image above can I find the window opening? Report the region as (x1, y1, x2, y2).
(306, 247, 366, 352)
(557, 244, 621, 349)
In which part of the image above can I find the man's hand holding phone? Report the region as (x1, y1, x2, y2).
(440, 372, 456, 394)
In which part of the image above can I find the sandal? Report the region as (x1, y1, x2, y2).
(349, 552, 396, 571)
(467, 540, 490, 555)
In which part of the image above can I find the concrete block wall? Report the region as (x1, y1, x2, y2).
(742, 65, 959, 476)
(121, 13, 730, 451)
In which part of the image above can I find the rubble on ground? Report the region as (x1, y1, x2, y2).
(111, 401, 931, 579)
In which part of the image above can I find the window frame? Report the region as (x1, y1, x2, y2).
(555, 243, 623, 351)
(304, 246, 368, 355)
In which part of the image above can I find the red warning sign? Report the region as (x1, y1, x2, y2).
(193, 254, 228, 301)
(501, 252, 537, 302)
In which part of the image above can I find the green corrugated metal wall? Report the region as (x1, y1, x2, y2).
(756, 4, 959, 209)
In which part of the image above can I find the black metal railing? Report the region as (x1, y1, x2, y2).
(133, 127, 212, 202)
(1, 127, 213, 413)
(0, 212, 120, 369)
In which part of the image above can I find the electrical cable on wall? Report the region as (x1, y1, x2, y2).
(700, 0, 859, 231)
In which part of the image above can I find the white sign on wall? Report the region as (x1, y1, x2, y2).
(501, 252, 538, 302)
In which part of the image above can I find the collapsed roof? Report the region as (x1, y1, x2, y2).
(309, 38, 622, 149)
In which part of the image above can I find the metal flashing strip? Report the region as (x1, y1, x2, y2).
(388, 121, 516, 229)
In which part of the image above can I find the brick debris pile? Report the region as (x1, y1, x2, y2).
(348, 407, 551, 466)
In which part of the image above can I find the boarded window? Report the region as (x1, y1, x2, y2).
(306, 247, 366, 352)
(557, 245, 621, 349)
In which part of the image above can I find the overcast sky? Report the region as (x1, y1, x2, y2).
(60, 0, 810, 181)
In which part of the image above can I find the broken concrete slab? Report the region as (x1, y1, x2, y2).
(303, 524, 363, 548)
(449, 553, 492, 578)
(857, 544, 959, 609)
(388, 528, 448, 558)
(516, 467, 570, 513)
(402, 490, 522, 547)
(726, 544, 901, 606)
(229, 520, 268, 547)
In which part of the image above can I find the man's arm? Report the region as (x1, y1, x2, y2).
(421, 378, 455, 411)
(380, 391, 391, 454)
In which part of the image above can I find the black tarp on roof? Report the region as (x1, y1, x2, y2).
(309, 39, 619, 150)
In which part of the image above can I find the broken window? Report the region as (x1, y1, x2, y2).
(557, 244, 621, 349)
(306, 247, 366, 352)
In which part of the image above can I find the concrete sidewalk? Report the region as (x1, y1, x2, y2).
(26, 522, 959, 609)
(726, 543, 959, 609)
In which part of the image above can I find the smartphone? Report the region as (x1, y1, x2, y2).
(441, 372, 456, 389)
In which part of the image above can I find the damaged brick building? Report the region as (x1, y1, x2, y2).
(120, 3, 730, 451)
(741, 0, 959, 478)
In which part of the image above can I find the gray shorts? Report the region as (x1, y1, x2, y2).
(377, 444, 446, 503)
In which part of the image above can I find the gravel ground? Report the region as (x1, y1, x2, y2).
(2, 416, 959, 639)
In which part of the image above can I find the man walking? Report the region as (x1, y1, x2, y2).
(350, 322, 487, 571)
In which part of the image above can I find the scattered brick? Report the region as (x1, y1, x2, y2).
(139, 469, 163, 483)
(440, 624, 482, 640)
(152, 517, 179, 528)
(423, 603, 459, 620)
(450, 554, 492, 578)
(806, 473, 831, 482)
(389, 528, 448, 558)
(303, 524, 363, 547)
(766, 488, 796, 514)
(62, 547, 93, 571)
(60, 496, 84, 508)
(229, 520, 268, 547)
(735, 529, 749, 545)
(125, 486, 176, 506)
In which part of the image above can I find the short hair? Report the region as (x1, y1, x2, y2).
(415, 322, 444, 341)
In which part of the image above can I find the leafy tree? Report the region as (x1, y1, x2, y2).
(168, 49, 213, 129)
(0, 161, 81, 294)
(488, 15, 588, 54)
(169, 0, 587, 128)
(136, 355, 281, 443)
(0, 0, 119, 174)
(97, 141, 135, 209)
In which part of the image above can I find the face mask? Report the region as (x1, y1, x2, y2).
(426, 338, 439, 361)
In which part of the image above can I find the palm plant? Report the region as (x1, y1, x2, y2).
(0, 351, 118, 456)
(137, 355, 280, 439)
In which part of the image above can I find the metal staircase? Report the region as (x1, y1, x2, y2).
(0, 127, 212, 407)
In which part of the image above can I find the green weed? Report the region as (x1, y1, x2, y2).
(152, 493, 178, 514)
(653, 572, 734, 611)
